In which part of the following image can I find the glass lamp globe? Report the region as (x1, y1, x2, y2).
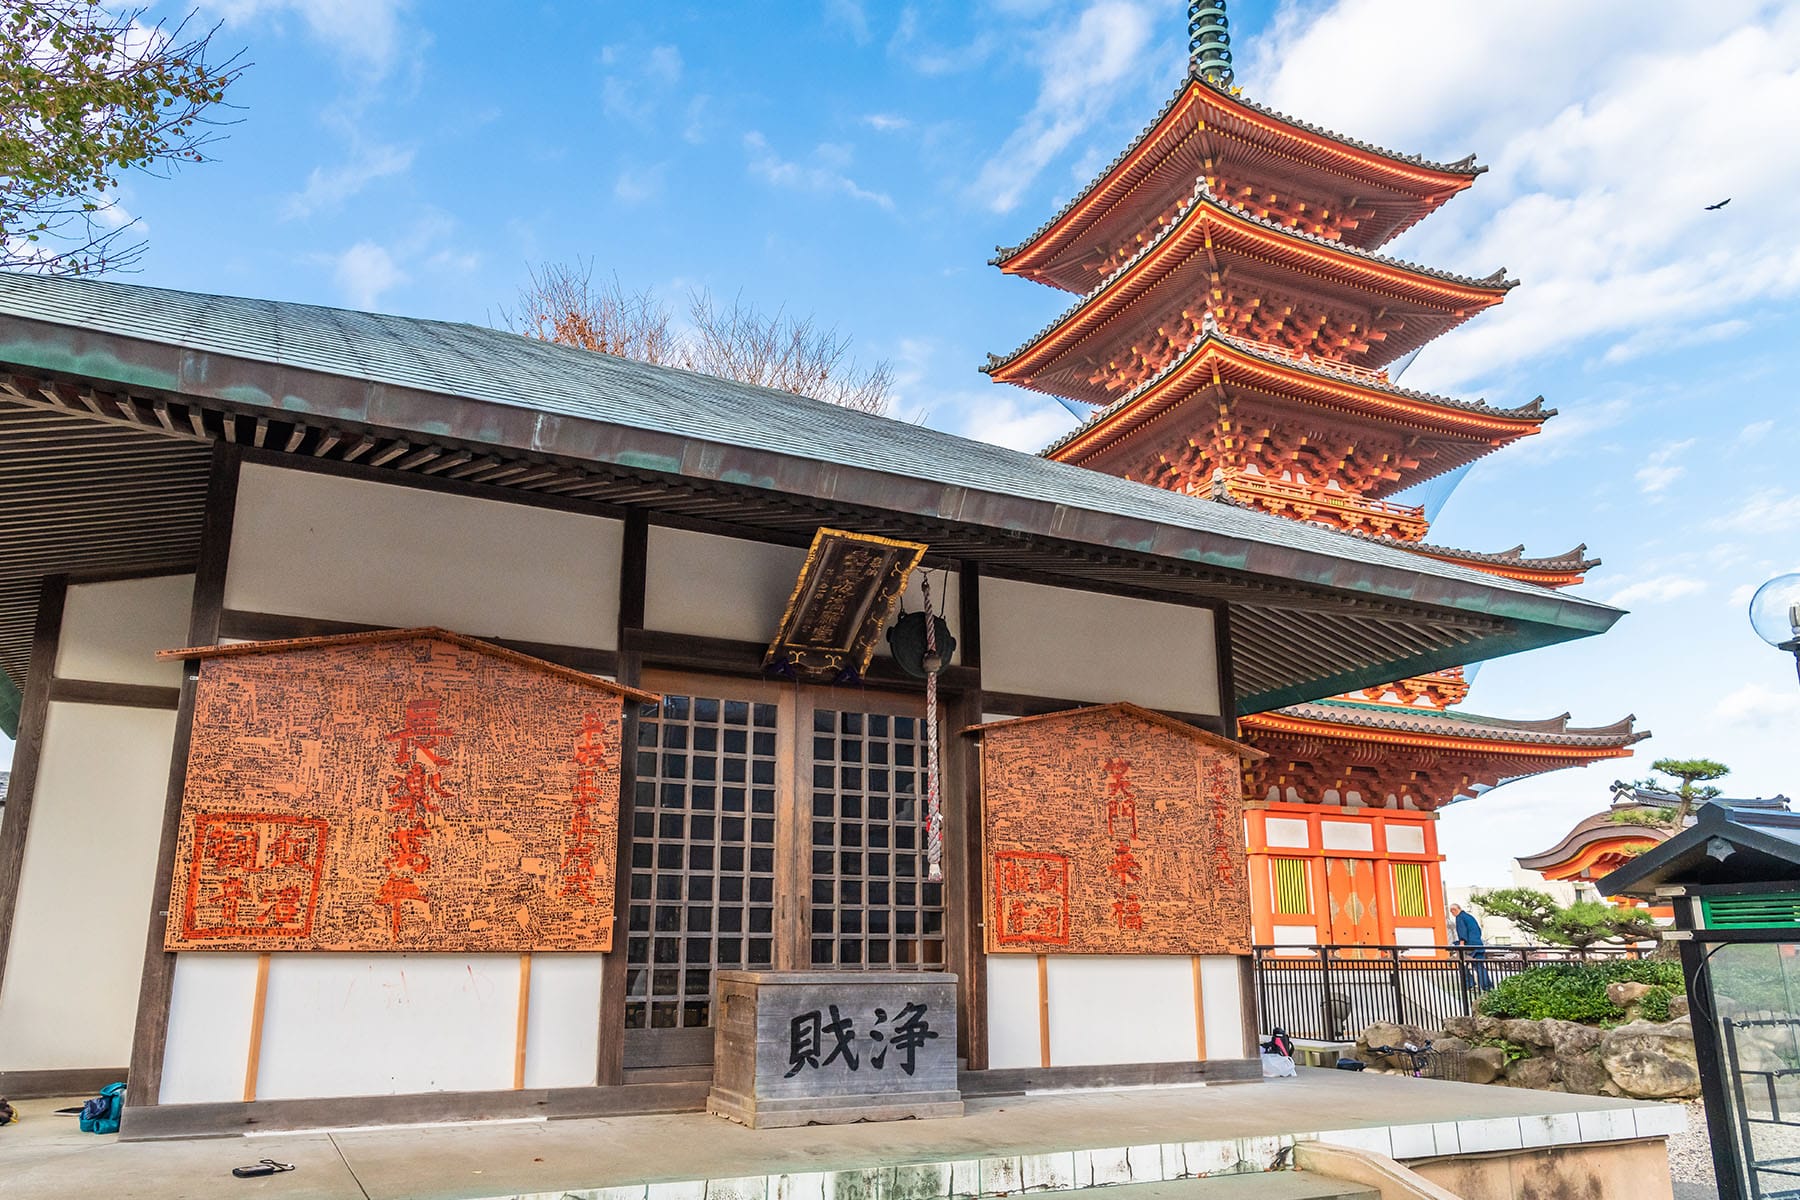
(1749, 573, 1800, 648)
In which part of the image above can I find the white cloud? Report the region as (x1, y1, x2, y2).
(969, 1, 1157, 213)
(206, 0, 411, 76)
(1247, 1, 1800, 392)
(744, 132, 893, 210)
(825, 0, 870, 44)
(614, 164, 666, 204)
(956, 392, 1077, 453)
(1635, 438, 1695, 495)
(1605, 576, 1706, 607)
(602, 43, 684, 125)
(1740, 419, 1777, 443)
(1716, 683, 1800, 727)
(331, 241, 405, 309)
(863, 113, 911, 132)
(284, 142, 414, 219)
(888, 8, 995, 76)
(1713, 489, 1800, 534)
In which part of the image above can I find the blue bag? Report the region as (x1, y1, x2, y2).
(78, 1082, 125, 1134)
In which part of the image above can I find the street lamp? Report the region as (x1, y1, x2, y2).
(1749, 572, 1800, 683)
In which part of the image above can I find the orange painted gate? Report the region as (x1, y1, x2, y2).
(1324, 857, 1381, 946)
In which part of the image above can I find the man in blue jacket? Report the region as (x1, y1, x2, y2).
(1449, 903, 1491, 990)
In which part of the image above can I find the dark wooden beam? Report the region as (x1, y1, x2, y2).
(977, 690, 1229, 736)
(125, 444, 240, 1109)
(47, 679, 181, 710)
(0, 1065, 129, 1101)
(623, 629, 979, 694)
(597, 510, 649, 1088)
(1214, 602, 1240, 736)
(944, 563, 986, 1069)
(0, 576, 68, 1000)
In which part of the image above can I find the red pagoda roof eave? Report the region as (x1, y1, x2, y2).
(1240, 704, 1648, 756)
(1038, 333, 1550, 464)
(986, 191, 1514, 382)
(994, 73, 1484, 274)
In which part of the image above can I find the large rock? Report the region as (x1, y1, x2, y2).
(1668, 995, 1690, 1020)
(1433, 1035, 1472, 1056)
(1506, 1056, 1559, 1091)
(1465, 1046, 1506, 1085)
(1442, 1015, 1482, 1040)
(1500, 1018, 1554, 1049)
(1608, 981, 1656, 1009)
(1546, 1019, 1604, 1058)
(1557, 1054, 1613, 1097)
(1599, 1020, 1701, 1099)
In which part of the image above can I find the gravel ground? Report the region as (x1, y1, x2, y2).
(1668, 1100, 1718, 1196)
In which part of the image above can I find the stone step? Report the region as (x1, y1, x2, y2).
(1077, 1174, 1380, 1200)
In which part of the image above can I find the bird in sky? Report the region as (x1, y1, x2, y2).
(1705, 198, 1732, 211)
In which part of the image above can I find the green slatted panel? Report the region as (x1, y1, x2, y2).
(1702, 892, 1800, 930)
(1273, 858, 1310, 915)
(1393, 862, 1428, 918)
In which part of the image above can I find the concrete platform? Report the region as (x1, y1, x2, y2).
(0, 1070, 1685, 1200)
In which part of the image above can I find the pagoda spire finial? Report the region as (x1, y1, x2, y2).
(1188, 0, 1233, 86)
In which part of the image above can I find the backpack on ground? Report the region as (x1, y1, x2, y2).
(78, 1083, 125, 1134)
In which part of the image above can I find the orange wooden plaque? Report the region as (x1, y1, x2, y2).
(975, 703, 1259, 956)
(161, 630, 651, 953)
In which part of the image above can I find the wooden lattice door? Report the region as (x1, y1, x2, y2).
(622, 673, 946, 1074)
(1325, 857, 1381, 947)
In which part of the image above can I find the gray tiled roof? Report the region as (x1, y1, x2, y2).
(1275, 699, 1645, 747)
(0, 271, 1611, 620)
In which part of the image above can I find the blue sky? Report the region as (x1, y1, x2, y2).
(6, 0, 1800, 885)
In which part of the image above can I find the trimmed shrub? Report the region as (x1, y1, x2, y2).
(1478, 960, 1684, 1025)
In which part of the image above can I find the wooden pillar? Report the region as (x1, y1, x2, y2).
(1212, 603, 1238, 737)
(944, 561, 987, 1070)
(125, 443, 240, 1108)
(0, 575, 69, 1000)
(596, 509, 648, 1087)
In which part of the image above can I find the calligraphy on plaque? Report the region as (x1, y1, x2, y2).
(764, 528, 927, 679)
(970, 702, 1265, 956)
(159, 628, 657, 954)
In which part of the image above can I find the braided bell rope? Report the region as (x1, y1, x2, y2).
(922, 573, 943, 883)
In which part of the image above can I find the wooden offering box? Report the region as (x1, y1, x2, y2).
(707, 970, 962, 1129)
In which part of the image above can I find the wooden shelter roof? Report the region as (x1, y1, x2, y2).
(995, 72, 1482, 288)
(963, 700, 1265, 760)
(157, 626, 661, 703)
(0, 272, 1624, 716)
(1244, 699, 1646, 753)
(986, 187, 1513, 395)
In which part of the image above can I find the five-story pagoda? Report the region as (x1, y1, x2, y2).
(985, 1, 1645, 951)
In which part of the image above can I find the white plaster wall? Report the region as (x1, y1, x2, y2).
(1271, 924, 1319, 946)
(522, 954, 603, 1089)
(160, 955, 260, 1103)
(253, 955, 520, 1099)
(0, 703, 176, 1070)
(984, 955, 1042, 1070)
(644, 528, 960, 665)
(645, 528, 805, 644)
(1044, 955, 1196, 1067)
(55, 574, 194, 685)
(1263, 817, 1310, 849)
(1386, 825, 1427, 854)
(1198, 956, 1247, 1058)
(224, 464, 622, 648)
(979, 578, 1217, 713)
(1320, 820, 1375, 852)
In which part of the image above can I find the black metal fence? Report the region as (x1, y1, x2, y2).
(1252, 944, 1645, 1041)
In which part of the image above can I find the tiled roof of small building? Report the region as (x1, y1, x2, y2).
(1269, 699, 1646, 748)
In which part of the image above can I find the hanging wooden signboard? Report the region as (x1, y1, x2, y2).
(970, 703, 1265, 956)
(158, 629, 656, 954)
(764, 528, 926, 679)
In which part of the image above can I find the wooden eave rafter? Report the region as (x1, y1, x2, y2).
(995, 77, 1481, 279)
(1539, 834, 1665, 880)
(1044, 335, 1544, 470)
(988, 195, 1511, 388)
